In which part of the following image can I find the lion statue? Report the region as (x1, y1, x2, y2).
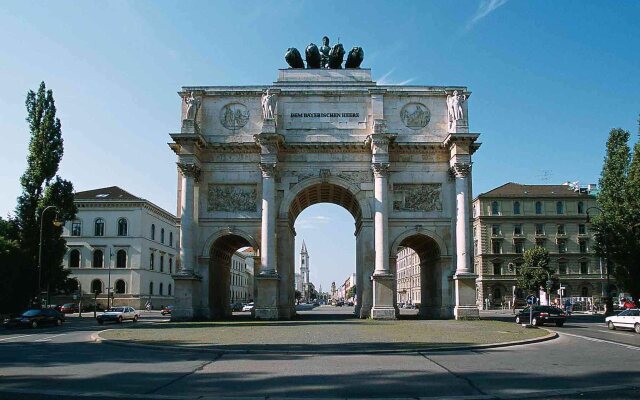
(305, 43, 321, 69)
(345, 47, 364, 69)
(328, 43, 345, 69)
(285, 47, 305, 69)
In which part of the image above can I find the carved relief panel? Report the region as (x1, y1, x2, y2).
(207, 184, 257, 212)
(392, 183, 442, 212)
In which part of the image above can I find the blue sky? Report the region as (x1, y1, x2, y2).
(1, 1, 638, 292)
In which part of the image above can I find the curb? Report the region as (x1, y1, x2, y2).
(90, 329, 558, 355)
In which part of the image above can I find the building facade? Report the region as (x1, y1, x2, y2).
(230, 248, 254, 303)
(62, 187, 177, 309)
(473, 183, 606, 307)
(396, 247, 421, 306)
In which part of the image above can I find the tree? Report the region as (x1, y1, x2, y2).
(295, 290, 302, 303)
(14, 82, 76, 300)
(0, 217, 32, 313)
(516, 247, 553, 294)
(347, 285, 356, 299)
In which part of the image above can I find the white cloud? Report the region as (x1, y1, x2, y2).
(465, 0, 510, 32)
(296, 215, 332, 229)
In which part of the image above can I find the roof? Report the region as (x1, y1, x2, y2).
(74, 186, 143, 201)
(301, 240, 308, 253)
(477, 183, 593, 199)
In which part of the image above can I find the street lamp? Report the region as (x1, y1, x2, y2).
(37, 205, 63, 306)
(585, 206, 613, 316)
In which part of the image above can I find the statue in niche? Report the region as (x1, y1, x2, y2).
(261, 89, 277, 120)
(305, 43, 321, 69)
(345, 47, 364, 69)
(447, 90, 467, 122)
(285, 47, 305, 68)
(184, 92, 200, 121)
(328, 43, 345, 69)
(319, 36, 331, 68)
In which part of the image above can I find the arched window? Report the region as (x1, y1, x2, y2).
(491, 201, 499, 215)
(160, 254, 164, 272)
(115, 280, 126, 294)
(117, 218, 128, 236)
(69, 249, 80, 268)
(95, 218, 105, 236)
(169, 258, 173, 274)
(578, 201, 584, 214)
(535, 201, 543, 215)
(169, 232, 173, 247)
(161, 228, 165, 244)
(513, 201, 521, 215)
(91, 279, 103, 294)
(93, 249, 104, 268)
(168, 284, 172, 296)
(149, 281, 154, 295)
(116, 250, 127, 268)
(151, 224, 155, 240)
(159, 283, 164, 296)
(556, 201, 564, 214)
(150, 253, 155, 270)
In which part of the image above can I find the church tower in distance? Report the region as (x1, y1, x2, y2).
(300, 240, 310, 300)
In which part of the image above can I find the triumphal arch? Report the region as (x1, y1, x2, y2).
(170, 40, 481, 320)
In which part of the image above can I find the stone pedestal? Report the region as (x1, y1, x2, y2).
(448, 119, 469, 134)
(171, 273, 202, 321)
(371, 273, 396, 319)
(255, 273, 280, 320)
(454, 274, 479, 320)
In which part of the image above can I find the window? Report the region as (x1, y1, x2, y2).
(161, 228, 165, 244)
(117, 218, 128, 236)
(160, 255, 164, 272)
(559, 262, 567, 274)
(169, 258, 173, 274)
(492, 240, 502, 254)
(514, 241, 524, 254)
(93, 249, 104, 268)
(556, 201, 564, 214)
(493, 262, 502, 275)
(535, 201, 542, 214)
(513, 201, 521, 215)
(581, 287, 589, 297)
(557, 239, 567, 253)
(580, 262, 588, 274)
(535, 224, 545, 235)
(557, 224, 565, 235)
(579, 240, 587, 253)
(94, 218, 105, 236)
(514, 224, 522, 235)
(116, 250, 127, 268)
(168, 284, 172, 296)
(71, 221, 82, 236)
(169, 232, 173, 247)
(91, 279, 103, 294)
(115, 280, 126, 294)
(491, 201, 499, 215)
(578, 201, 585, 214)
(150, 253, 155, 270)
(151, 224, 155, 240)
(493, 287, 502, 300)
(159, 283, 164, 296)
(149, 282, 154, 295)
(579, 224, 586, 235)
(492, 224, 501, 235)
(535, 238, 546, 248)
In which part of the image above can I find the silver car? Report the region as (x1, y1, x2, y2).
(605, 309, 640, 333)
(97, 307, 139, 324)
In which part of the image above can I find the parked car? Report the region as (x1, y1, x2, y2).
(49, 304, 63, 312)
(230, 302, 244, 312)
(3, 309, 65, 329)
(161, 305, 173, 315)
(515, 305, 566, 327)
(96, 307, 139, 324)
(60, 303, 79, 314)
(242, 303, 255, 312)
(605, 309, 640, 333)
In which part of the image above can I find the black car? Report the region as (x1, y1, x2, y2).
(3, 309, 65, 329)
(515, 305, 566, 327)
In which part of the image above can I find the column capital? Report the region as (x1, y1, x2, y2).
(259, 162, 277, 178)
(450, 162, 472, 178)
(254, 133, 284, 154)
(177, 162, 202, 183)
(371, 162, 390, 178)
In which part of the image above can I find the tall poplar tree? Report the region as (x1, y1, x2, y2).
(15, 82, 76, 301)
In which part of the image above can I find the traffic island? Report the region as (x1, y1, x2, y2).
(95, 319, 555, 354)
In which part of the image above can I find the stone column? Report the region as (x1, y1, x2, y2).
(259, 162, 277, 274)
(172, 162, 202, 321)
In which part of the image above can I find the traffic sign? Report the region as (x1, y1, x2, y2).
(526, 295, 537, 305)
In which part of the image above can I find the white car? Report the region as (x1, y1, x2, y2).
(97, 306, 139, 324)
(605, 308, 640, 333)
(242, 303, 255, 312)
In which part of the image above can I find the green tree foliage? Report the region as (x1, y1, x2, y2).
(14, 82, 76, 301)
(594, 126, 640, 301)
(347, 285, 356, 299)
(516, 247, 553, 293)
(0, 217, 32, 313)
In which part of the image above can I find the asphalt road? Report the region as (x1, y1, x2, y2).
(0, 307, 638, 400)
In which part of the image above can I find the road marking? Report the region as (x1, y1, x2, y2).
(0, 334, 33, 342)
(34, 333, 66, 342)
(561, 332, 640, 350)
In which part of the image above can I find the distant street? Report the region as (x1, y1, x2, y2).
(0, 307, 639, 399)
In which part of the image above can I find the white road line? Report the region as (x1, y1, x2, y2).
(561, 332, 640, 350)
(0, 334, 33, 342)
(34, 333, 66, 342)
